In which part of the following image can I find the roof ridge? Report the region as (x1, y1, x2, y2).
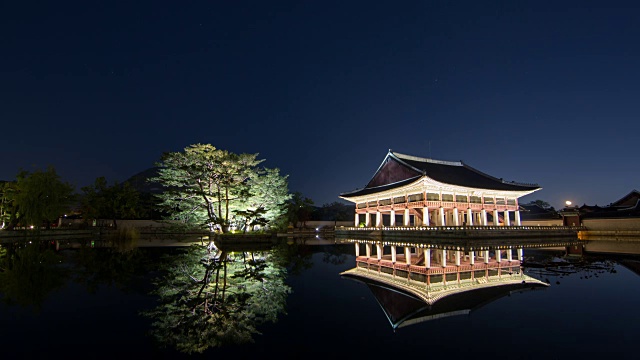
(611, 189, 640, 206)
(460, 161, 539, 188)
(392, 151, 462, 166)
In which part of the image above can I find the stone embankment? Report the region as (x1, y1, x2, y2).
(335, 225, 583, 241)
(578, 230, 640, 241)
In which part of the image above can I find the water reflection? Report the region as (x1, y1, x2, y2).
(0, 240, 66, 311)
(141, 240, 292, 354)
(2, 235, 640, 357)
(0, 238, 162, 310)
(70, 239, 156, 295)
(338, 236, 583, 329)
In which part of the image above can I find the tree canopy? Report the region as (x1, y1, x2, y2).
(81, 176, 145, 228)
(0, 181, 17, 229)
(7, 167, 75, 229)
(525, 199, 556, 211)
(285, 191, 315, 228)
(150, 144, 291, 233)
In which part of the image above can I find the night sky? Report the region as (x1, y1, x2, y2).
(2, 0, 639, 210)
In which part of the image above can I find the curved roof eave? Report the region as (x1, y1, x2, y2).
(340, 175, 540, 200)
(340, 176, 423, 198)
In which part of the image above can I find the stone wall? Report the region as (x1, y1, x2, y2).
(521, 219, 563, 227)
(583, 218, 640, 230)
(296, 220, 353, 228)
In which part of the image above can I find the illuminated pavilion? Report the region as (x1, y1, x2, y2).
(339, 150, 541, 227)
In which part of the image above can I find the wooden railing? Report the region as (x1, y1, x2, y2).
(356, 201, 520, 211)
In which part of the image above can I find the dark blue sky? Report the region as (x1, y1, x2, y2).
(1, 0, 639, 210)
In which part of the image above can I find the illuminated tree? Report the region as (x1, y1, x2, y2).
(233, 207, 268, 233)
(151, 144, 290, 233)
(240, 167, 292, 231)
(0, 181, 17, 229)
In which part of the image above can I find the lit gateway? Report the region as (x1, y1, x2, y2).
(339, 150, 541, 227)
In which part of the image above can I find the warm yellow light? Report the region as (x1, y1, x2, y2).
(565, 200, 572, 206)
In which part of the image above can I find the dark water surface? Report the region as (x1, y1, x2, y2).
(1, 239, 639, 359)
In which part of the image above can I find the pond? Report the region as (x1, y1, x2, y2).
(1, 236, 639, 359)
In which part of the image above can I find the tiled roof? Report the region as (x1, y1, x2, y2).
(393, 152, 539, 191)
(340, 150, 540, 198)
(580, 198, 640, 219)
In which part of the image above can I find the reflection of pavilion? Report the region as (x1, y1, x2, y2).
(342, 273, 546, 330)
(340, 239, 549, 310)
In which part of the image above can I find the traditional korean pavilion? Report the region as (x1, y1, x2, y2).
(339, 150, 541, 227)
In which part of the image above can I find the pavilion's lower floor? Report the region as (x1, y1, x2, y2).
(355, 206, 522, 227)
(354, 242, 528, 292)
(356, 242, 523, 268)
(348, 242, 547, 306)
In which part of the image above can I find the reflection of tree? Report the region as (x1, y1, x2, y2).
(70, 243, 149, 294)
(142, 243, 291, 354)
(322, 244, 351, 266)
(274, 241, 314, 275)
(0, 241, 67, 311)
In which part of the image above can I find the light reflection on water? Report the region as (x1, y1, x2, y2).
(0, 237, 639, 359)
